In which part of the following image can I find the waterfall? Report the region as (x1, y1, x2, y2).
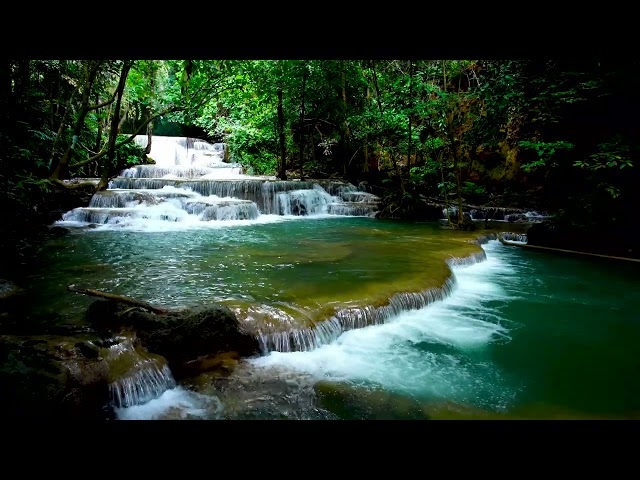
(110, 360, 177, 409)
(252, 250, 489, 353)
(57, 136, 380, 228)
(501, 232, 528, 243)
(95, 336, 177, 409)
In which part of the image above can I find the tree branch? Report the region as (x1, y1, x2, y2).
(87, 89, 117, 111)
(68, 285, 169, 315)
(68, 105, 182, 168)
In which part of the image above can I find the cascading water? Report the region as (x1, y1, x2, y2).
(110, 360, 176, 409)
(58, 136, 380, 229)
(86, 335, 179, 411)
(501, 232, 528, 244)
(443, 206, 551, 223)
(253, 252, 490, 354)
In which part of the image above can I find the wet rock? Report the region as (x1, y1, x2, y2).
(313, 380, 431, 420)
(0, 335, 112, 419)
(174, 351, 241, 379)
(0, 332, 175, 419)
(85, 301, 261, 375)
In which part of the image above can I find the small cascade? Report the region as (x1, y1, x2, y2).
(277, 185, 339, 216)
(443, 206, 550, 223)
(327, 203, 379, 216)
(93, 336, 177, 409)
(57, 135, 379, 227)
(252, 250, 489, 353)
(121, 165, 242, 178)
(133, 135, 229, 169)
(110, 360, 176, 409)
(501, 232, 528, 244)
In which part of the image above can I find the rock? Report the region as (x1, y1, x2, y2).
(173, 351, 241, 379)
(0, 335, 112, 419)
(0, 332, 176, 419)
(313, 380, 431, 420)
(85, 301, 261, 375)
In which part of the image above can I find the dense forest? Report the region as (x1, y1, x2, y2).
(2, 59, 640, 275)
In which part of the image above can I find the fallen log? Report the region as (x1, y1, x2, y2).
(68, 284, 169, 314)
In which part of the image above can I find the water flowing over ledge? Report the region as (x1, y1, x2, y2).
(56, 136, 382, 229)
(110, 362, 176, 409)
(253, 239, 491, 353)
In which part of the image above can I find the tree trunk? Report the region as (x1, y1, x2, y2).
(50, 61, 100, 180)
(442, 60, 463, 225)
(439, 151, 452, 226)
(98, 61, 132, 191)
(145, 70, 156, 155)
(371, 61, 403, 191)
(277, 86, 287, 180)
(298, 63, 307, 180)
(341, 65, 350, 176)
(90, 92, 103, 165)
(145, 106, 153, 155)
(407, 60, 413, 171)
(363, 85, 370, 174)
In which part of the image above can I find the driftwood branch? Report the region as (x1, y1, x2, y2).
(68, 285, 168, 314)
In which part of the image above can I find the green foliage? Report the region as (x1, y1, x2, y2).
(461, 181, 486, 196)
(518, 140, 574, 172)
(574, 137, 634, 171)
(115, 135, 146, 166)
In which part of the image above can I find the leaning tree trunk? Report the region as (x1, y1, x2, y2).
(50, 61, 100, 181)
(97, 61, 132, 191)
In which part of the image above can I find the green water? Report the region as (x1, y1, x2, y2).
(25, 217, 486, 330)
(486, 246, 640, 418)
(15, 217, 640, 419)
(250, 238, 640, 419)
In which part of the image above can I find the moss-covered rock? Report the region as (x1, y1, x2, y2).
(85, 301, 260, 376)
(0, 335, 112, 419)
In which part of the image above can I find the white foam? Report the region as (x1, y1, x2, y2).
(251, 241, 518, 404)
(114, 387, 221, 420)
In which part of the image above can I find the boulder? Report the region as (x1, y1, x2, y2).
(0, 335, 112, 419)
(0, 332, 178, 418)
(85, 301, 261, 375)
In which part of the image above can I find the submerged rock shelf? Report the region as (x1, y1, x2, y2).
(250, 235, 495, 353)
